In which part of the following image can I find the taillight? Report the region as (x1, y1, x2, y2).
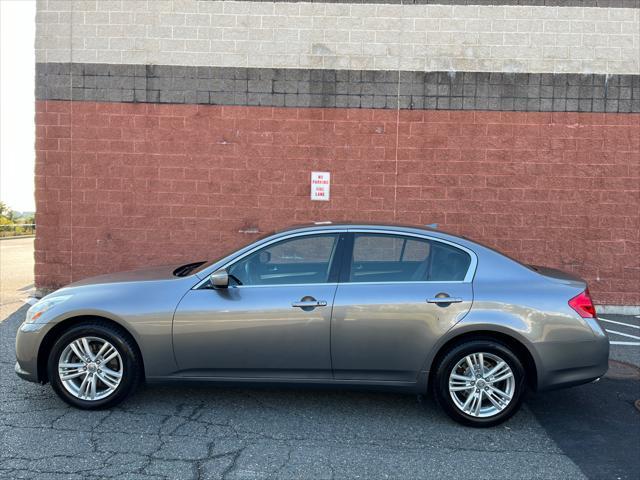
(569, 289, 596, 318)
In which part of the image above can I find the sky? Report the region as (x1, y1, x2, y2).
(1, 0, 36, 213)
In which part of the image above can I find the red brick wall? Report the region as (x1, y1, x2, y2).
(35, 100, 640, 304)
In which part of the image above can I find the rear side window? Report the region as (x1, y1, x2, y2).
(427, 241, 472, 281)
(348, 234, 471, 283)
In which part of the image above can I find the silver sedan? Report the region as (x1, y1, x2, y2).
(15, 223, 609, 427)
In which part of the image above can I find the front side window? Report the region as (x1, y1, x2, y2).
(348, 234, 471, 283)
(228, 234, 339, 286)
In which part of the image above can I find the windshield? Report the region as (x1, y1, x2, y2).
(188, 230, 277, 275)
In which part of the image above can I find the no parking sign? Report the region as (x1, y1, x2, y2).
(311, 171, 330, 201)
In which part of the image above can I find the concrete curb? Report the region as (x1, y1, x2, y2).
(34, 288, 54, 299)
(596, 305, 640, 316)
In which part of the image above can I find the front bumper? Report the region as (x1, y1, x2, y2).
(14, 321, 51, 383)
(15, 361, 36, 382)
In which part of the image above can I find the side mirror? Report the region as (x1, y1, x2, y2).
(210, 269, 229, 288)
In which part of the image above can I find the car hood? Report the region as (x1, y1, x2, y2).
(64, 264, 187, 288)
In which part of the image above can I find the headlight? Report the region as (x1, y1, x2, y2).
(25, 295, 72, 323)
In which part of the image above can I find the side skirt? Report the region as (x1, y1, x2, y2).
(144, 375, 425, 395)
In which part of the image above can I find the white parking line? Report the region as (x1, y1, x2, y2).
(605, 329, 640, 340)
(610, 341, 640, 346)
(599, 317, 640, 330)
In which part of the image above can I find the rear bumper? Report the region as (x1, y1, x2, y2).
(535, 334, 609, 391)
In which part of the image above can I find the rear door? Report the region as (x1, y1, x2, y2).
(331, 232, 474, 382)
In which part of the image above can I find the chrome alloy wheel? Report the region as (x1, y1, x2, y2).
(448, 352, 515, 418)
(57, 336, 123, 401)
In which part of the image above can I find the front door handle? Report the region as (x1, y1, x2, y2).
(427, 297, 463, 304)
(292, 300, 327, 308)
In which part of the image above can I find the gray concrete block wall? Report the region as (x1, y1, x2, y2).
(35, 62, 640, 112)
(36, 0, 640, 75)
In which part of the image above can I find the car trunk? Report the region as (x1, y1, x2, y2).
(528, 265, 587, 288)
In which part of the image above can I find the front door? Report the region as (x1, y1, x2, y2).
(331, 232, 474, 382)
(173, 233, 342, 379)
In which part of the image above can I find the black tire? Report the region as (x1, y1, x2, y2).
(47, 321, 142, 409)
(433, 339, 526, 428)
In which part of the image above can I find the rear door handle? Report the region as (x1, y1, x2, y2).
(292, 300, 327, 308)
(427, 297, 463, 304)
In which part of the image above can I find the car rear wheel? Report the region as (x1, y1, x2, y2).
(433, 339, 526, 427)
(47, 322, 142, 409)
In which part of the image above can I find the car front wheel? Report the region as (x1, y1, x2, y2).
(433, 339, 526, 427)
(47, 321, 142, 409)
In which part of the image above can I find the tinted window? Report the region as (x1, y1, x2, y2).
(228, 234, 339, 286)
(427, 241, 472, 281)
(352, 235, 429, 262)
(348, 234, 470, 283)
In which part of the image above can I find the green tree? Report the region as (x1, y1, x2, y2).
(0, 202, 18, 222)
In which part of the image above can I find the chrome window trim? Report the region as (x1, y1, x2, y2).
(334, 280, 472, 286)
(193, 228, 478, 289)
(211, 283, 340, 290)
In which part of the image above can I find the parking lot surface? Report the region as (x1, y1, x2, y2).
(1, 240, 638, 479)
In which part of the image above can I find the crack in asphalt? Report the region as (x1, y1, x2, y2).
(220, 446, 247, 480)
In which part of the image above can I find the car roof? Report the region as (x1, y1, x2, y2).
(271, 222, 475, 247)
(276, 221, 439, 233)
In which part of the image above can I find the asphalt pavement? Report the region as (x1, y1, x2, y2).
(0, 239, 638, 479)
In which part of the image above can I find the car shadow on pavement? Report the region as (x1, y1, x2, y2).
(527, 372, 640, 480)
